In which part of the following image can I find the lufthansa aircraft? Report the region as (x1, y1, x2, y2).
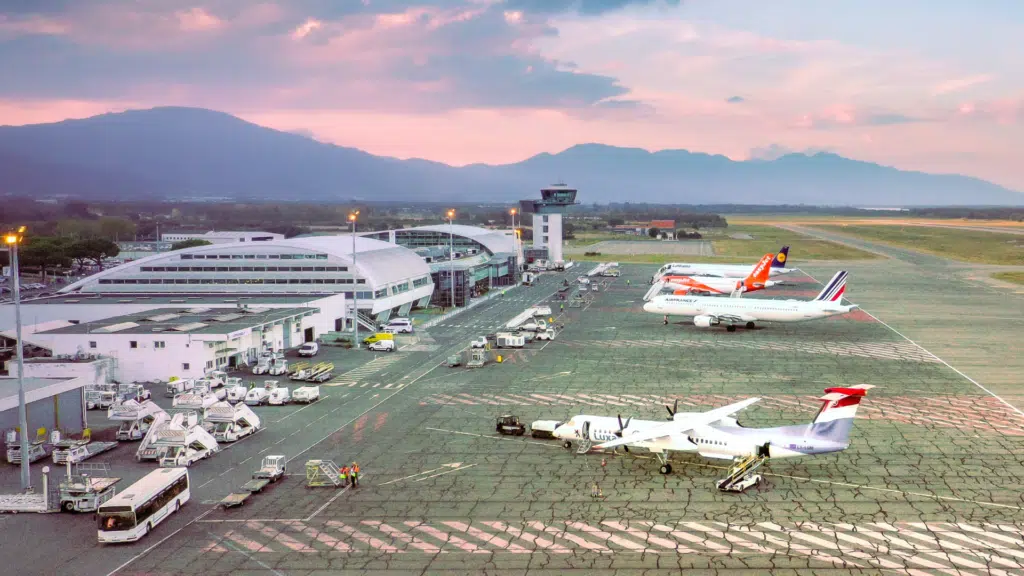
(643, 270, 856, 331)
(648, 252, 779, 299)
(652, 246, 794, 281)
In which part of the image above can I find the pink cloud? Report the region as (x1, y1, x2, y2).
(175, 7, 223, 32)
(932, 74, 994, 96)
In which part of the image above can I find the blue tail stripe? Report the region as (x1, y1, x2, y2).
(815, 272, 847, 301)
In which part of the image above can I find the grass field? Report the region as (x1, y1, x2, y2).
(992, 271, 1024, 285)
(565, 233, 658, 248)
(812, 225, 1024, 266)
(708, 225, 877, 261)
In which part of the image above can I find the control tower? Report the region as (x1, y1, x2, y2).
(519, 183, 579, 264)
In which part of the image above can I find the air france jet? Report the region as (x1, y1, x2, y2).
(647, 253, 779, 300)
(643, 270, 856, 331)
(653, 246, 793, 282)
(552, 386, 874, 490)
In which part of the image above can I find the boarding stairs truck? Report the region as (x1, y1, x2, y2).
(165, 377, 196, 397)
(109, 400, 168, 441)
(147, 412, 220, 467)
(172, 389, 220, 412)
(58, 462, 120, 513)
(252, 356, 271, 375)
(51, 431, 118, 464)
(191, 380, 226, 401)
(519, 319, 548, 332)
(205, 401, 261, 442)
(268, 384, 291, 405)
(206, 370, 228, 388)
(134, 411, 172, 461)
(292, 385, 320, 403)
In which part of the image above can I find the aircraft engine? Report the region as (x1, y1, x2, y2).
(693, 315, 717, 328)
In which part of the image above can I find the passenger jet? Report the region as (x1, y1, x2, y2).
(553, 385, 874, 482)
(650, 253, 779, 299)
(644, 270, 856, 331)
(653, 246, 793, 282)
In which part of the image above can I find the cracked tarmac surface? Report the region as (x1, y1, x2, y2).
(2, 233, 1023, 575)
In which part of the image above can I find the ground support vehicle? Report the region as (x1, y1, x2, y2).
(109, 400, 167, 441)
(292, 386, 320, 403)
(495, 332, 525, 348)
(165, 378, 195, 397)
(5, 429, 50, 464)
(268, 385, 291, 405)
(306, 459, 342, 487)
(59, 462, 120, 513)
(467, 349, 486, 368)
(206, 402, 261, 442)
(530, 420, 563, 439)
(306, 362, 334, 382)
(367, 340, 395, 352)
(52, 436, 119, 464)
(446, 354, 462, 368)
(253, 455, 286, 482)
(496, 415, 526, 436)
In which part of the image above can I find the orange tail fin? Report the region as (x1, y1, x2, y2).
(743, 253, 775, 291)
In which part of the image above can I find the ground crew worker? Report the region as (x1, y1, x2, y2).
(351, 462, 360, 487)
(591, 482, 600, 498)
(664, 314, 669, 325)
(340, 465, 349, 487)
(626, 279, 631, 286)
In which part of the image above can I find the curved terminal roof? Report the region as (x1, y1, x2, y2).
(60, 235, 431, 294)
(401, 225, 515, 256)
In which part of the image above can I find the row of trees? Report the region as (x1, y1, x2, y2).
(13, 237, 120, 283)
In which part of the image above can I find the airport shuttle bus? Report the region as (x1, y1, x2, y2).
(96, 468, 190, 543)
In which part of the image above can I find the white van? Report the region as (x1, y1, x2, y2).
(298, 342, 319, 357)
(385, 318, 413, 334)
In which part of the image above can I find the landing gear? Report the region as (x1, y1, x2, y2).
(655, 452, 672, 474)
(726, 325, 737, 332)
(562, 440, 572, 450)
(745, 322, 756, 329)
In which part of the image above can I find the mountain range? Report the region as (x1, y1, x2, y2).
(0, 106, 1020, 206)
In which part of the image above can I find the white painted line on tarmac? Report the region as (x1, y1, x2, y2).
(413, 464, 477, 482)
(272, 395, 330, 423)
(304, 483, 353, 522)
(801, 270, 1024, 420)
(105, 508, 214, 576)
(200, 528, 286, 576)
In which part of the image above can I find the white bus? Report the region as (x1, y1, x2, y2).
(96, 468, 190, 543)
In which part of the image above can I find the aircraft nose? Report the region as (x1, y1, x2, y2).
(642, 301, 655, 313)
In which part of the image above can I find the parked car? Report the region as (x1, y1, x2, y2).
(367, 339, 396, 352)
(298, 342, 319, 357)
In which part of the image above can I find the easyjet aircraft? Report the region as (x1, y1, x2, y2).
(652, 246, 793, 281)
(650, 253, 779, 298)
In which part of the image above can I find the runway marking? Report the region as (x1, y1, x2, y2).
(271, 395, 330, 423)
(560, 337, 940, 363)
(421, 393, 1024, 436)
(800, 270, 1024, 420)
(193, 518, 1024, 570)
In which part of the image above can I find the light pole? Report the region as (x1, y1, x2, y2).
(509, 208, 518, 276)
(5, 226, 30, 491)
(349, 211, 360, 350)
(447, 209, 455, 309)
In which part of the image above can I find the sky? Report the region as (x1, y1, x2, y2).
(1, 0, 1022, 190)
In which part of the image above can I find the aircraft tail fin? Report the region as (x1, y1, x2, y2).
(814, 271, 849, 302)
(806, 385, 874, 444)
(744, 253, 774, 288)
(771, 246, 790, 268)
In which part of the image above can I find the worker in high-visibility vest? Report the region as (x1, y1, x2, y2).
(351, 462, 360, 487)
(339, 465, 349, 487)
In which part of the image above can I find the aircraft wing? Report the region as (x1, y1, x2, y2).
(594, 397, 761, 450)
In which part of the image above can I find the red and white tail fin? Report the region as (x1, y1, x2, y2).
(814, 271, 849, 302)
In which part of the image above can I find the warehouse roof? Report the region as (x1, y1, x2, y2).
(36, 307, 316, 336)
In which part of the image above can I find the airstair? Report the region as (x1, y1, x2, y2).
(305, 459, 342, 487)
(150, 412, 220, 467)
(205, 402, 261, 442)
(716, 453, 768, 492)
(109, 400, 167, 441)
(644, 281, 666, 302)
(172, 391, 219, 411)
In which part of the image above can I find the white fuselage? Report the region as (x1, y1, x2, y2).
(655, 264, 794, 280)
(643, 294, 855, 324)
(552, 415, 839, 460)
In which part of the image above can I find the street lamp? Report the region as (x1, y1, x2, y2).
(509, 208, 518, 274)
(5, 226, 30, 491)
(447, 209, 456, 309)
(349, 211, 360, 350)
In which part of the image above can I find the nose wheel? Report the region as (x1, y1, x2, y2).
(659, 464, 673, 474)
(562, 440, 572, 450)
(745, 322, 756, 329)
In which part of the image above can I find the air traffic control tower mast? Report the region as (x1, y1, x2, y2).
(519, 183, 578, 265)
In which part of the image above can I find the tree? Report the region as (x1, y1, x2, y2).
(563, 222, 576, 239)
(608, 217, 624, 227)
(20, 237, 72, 283)
(171, 238, 213, 251)
(97, 217, 137, 241)
(73, 238, 120, 270)
(648, 227, 660, 238)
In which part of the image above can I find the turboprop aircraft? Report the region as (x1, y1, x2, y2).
(646, 253, 779, 300)
(552, 385, 874, 490)
(652, 246, 794, 281)
(644, 270, 856, 331)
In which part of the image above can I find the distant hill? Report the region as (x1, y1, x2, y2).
(0, 107, 1020, 206)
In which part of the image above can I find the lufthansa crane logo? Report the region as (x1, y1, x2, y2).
(776, 252, 786, 263)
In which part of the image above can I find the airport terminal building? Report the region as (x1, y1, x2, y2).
(360, 225, 518, 307)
